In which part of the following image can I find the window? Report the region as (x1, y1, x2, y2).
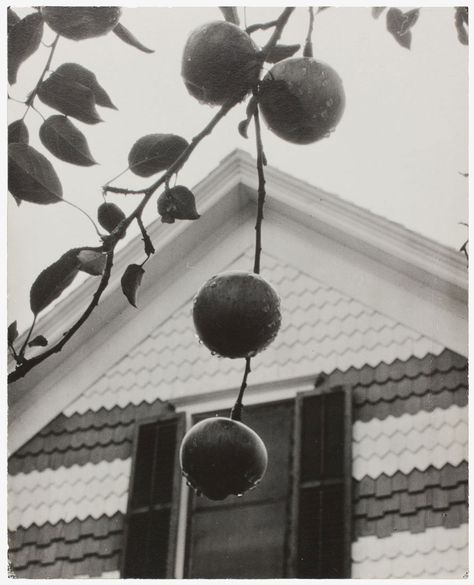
(123, 387, 351, 578)
(122, 413, 185, 578)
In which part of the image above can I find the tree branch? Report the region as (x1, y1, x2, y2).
(253, 106, 266, 275)
(10, 7, 296, 384)
(9, 251, 115, 383)
(23, 33, 60, 119)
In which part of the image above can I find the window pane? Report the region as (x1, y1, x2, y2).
(187, 401, 294, 577)
(188, 501, 288, 578)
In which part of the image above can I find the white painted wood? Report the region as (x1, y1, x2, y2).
(352, 524, 468, 578)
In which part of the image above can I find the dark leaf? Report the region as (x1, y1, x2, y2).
(8, 12, 44, 85)
(238, 119, 249, 139)
(8, 321, 18, 345)
(372, 7, 386, 19)
(97, 202, 126, 236)
(39, 115, 97, 166)
(121, 264, 145, 308)
(28, 335, 48, 347)
(386, 8, 419, 49)
(54, 62, 117, 109)
(157, 186, 200, 224)
(455, 7, 468, 45)
(128, 133, 189, 177)
(8, 8, 21, 33)
(37, 71, 102, 124)
(30, 249, 80, 315)
(317, 7, 329, 13)
(76, 248, 107, 275)
(219, 7, 240, 25)
(238, 96, 257, 139)
(113, 22, 154, 54)
(265, 43, 300, 64)
(9, 143, 62, 204)
(8, 119, 29, 144)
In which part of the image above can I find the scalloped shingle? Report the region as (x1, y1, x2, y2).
(64, 250, 443, 416)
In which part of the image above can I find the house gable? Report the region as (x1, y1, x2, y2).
(8, 150, 467, 455)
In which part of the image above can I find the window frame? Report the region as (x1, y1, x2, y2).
(288, 384, 352, 578)
(121, 410, 186, 579)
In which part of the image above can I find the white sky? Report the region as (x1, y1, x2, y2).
(7, 5, 469, 332)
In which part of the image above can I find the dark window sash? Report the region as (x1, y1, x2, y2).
(288, 385, 352, 578)
(121, 411, 185, 578)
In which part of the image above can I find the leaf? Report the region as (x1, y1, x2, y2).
(9, 143, 63, 204)
(30, 250, 80, 315)
(113, 22, 154, 54)
(8, 321, 18, 345)
(372, 7, 386, 19)
(37, 71, 102, 124)
(8, 119, 29, 144)
(386, 8, 419, 49)
(128, 134, 189, 177)
(8, 8, 21, 34)
(265, 44, 301, 64)
(219, 7, 240, 25)
(54, 63, 117, 109)
(76, 248, 107, 275)
(455, 7, 468, 45)
(28, 335, 48, 348)
(39, 115, 97, 166)
(121, 264, 145, 308)
(8, 11, 44, 85)
(97, 202, 126, 236)
(157, 186, 200, 224)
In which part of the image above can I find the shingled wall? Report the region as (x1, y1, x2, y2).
(8, 250, 468, 578)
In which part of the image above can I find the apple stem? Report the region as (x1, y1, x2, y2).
(231, 357, 252, 421)
(304, 6, 315, 58)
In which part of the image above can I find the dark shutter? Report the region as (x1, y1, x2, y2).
(122, 414, 184, 578)
(185, 400, 294, 578)
(291, 386, 351, 578)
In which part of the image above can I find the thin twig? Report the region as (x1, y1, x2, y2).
(61, 198, 102, 238)
(22, 34, 60, 120)
(304, 6, 315, 57)
(253, 106, 266, 275)
(246, 19, 278, 34)
(18, 315, 37, 362)
(137, 216, 155, 256)
(230, 358, 251, 421)
(9, 252, 114, 383)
